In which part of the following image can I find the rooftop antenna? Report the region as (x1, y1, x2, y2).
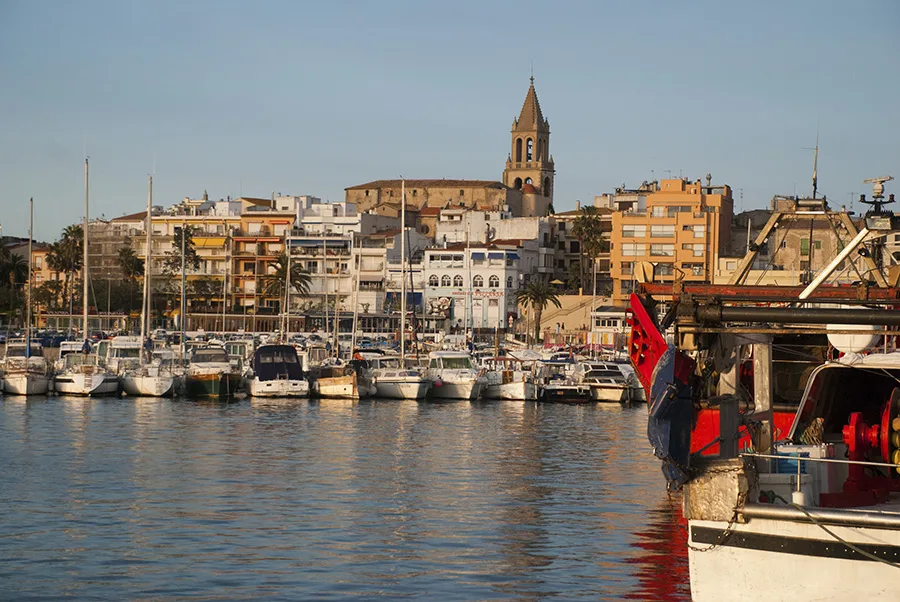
(530, 60, 534, 84)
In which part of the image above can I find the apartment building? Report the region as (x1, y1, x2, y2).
(610, 177, 733, 304)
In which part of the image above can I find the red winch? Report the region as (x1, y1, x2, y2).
(820, 388, 900, 507)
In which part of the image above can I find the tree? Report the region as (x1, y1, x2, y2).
(33, 280, 63, 312)
(163, 226, 201, 275)
(117, 245, 144, 281)
(571, 206, 607, 293)
(46, 224, 83, 312)
(260, 253, 312, 301)
(0, 250, 27, 318)
(515, 280, 562, 344)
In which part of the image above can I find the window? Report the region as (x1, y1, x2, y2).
(441, 275, 451, 287)
(473, 275, 484, 287)
(507, 277, 513, 288)
(667, 206, 692, 217)
(489, 275, 500, 288)
(650, 244, 674, 257)
(526, 138, 533, 161)
(621, 225, 646, 238)
(453, 275, 463, 287)
(683, 263, 704, 276)
(621, 243, 645, 257)
(800, 260, 810, 272)
(682, 243, 705, 257)
(33, 256, 43, 269)
(459, 189, 465, 197)
(651, 225, 674, 238)
(693, 225, 705, 238)
(651, 206, 666, 218)
(621, 261, 634, 276)
(621, 280, 635, 295)
(726, 261, 737, 270)
(428, 275, 438, 286)
(570, 241, 580, 254)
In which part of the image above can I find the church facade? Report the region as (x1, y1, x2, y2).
(345, 79, 554, 219)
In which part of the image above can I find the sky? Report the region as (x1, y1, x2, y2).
(2, 0, 899, 242)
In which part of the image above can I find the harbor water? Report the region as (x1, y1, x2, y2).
(0, 397, 689, 601)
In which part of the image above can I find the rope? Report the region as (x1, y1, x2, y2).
(790, 502, 900, 570)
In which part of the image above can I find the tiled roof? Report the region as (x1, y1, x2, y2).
(515, 78, 545, 130)
(112, 211, 148, 222)
(346, 179, 506, 191)
(418, 207, 442, 216)
(365, 228, 401, 239)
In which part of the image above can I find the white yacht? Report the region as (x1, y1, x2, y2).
(53, 340, 120, 397)
(364, 352, 431, 400)
(573, 360, 638, 402)
(425, 351, 484, 401)
(248, 344, 309, 398)
(2, 339, 52, 396)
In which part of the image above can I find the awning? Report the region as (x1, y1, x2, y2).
(506, 252, 520, 260)
(471, 252, 485, 260)
(488, 252, 504, 260)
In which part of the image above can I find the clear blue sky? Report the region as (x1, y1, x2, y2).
(2, 0, 898, 242)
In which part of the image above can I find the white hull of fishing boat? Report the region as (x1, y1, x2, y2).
(373, 375, 431, 400)
(249, 377, 309, 398)
(429, 379, 481, 401)
(483, 381, 537, 401)
(3, 373, 51, 396)
(121, 372, 176, 397)
(315, 374, 358, 398)
(54, 372, 120, 396)
(688, 513, 900, 602)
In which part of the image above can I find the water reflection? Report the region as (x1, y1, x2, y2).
(0, 397, 688, 600)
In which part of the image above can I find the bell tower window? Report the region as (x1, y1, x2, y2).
(514, 178, 522, 190)
(515, 138, 522, 162)
(526, 138, 533, 161)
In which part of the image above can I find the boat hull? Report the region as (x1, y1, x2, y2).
(315, 374, 357, 398)
(373, 378, 431, 400)
(249, 377, 309, 398)
(54, 373, 120, 397)
(3, 373, 51, 396)
(589, 384, 630, 402)
(483, 381, 538, 401)
(428, 380, 481, 401)
(122, 373, 176, 397)
(688, 515, 900, 601)
(540, 385, 592, 403)
(185, 373, 242, 399)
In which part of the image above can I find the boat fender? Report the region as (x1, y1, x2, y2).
(434, 378, 443, 388)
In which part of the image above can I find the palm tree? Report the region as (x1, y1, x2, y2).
(261, 253, 312, 302)
(515, 280, 562, 344)
(116, 245, 144, 281)
(571, 205, 606, 292)
(47, 224, 83, 313)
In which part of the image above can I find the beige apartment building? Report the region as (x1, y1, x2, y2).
(610, 177, 733, 304)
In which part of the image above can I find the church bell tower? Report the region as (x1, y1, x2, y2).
(502, 76, 555, 213)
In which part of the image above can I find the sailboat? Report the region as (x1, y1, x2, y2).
(370, 178, 430, 400)
(2, 198, 52, 395)
(121, 175, 178, 397)
(53, 159, 120, 396)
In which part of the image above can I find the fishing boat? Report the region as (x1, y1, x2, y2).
(536, 359, 591, 403)
(630, 178, 900, 600)
(53, 159, 119, 397)
(480, 356, 538, 401)
(248, 344, 309, 398)
(2, 339, 52, 396)
(184, 344, 243, 399)
(573, 360, 636, 402)
(425, 351, 483, 400)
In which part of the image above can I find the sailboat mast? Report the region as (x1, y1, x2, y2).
(283, 240, 291, 340)
(26, 198, 33, 347)
(83, 159, 89, 340)
(350, 233, 361, 355)
(400, 178, 406, 364)
(322, 238, 329, 355)
(140, 176, 152, 354)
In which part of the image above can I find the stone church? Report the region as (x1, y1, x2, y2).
(345, 78, 554, 219)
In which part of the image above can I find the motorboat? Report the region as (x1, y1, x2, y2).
(480, 356, 538, 401)
(248, 344, 309, 398)
(121, 346, 179, 397)
(1, 339, 51, 396)
(184, 344, 243, 399)
(53, 340, 120, 397)
(362, 352, 431, 400)
(310, 358, 376, 399)
(536, 360, 591, 403)
(573, 360, 637, 402)
(425, 351, 483, 401)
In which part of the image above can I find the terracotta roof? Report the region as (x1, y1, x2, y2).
(515, 77, 545, 131)
(365, 228, 401, 239)
(554, 206, 613, 217)
(112, 211, 148, 222)
(419, 207, 442, 216)
(346, 179, 506, 191)
(489, 238, 528, 247)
